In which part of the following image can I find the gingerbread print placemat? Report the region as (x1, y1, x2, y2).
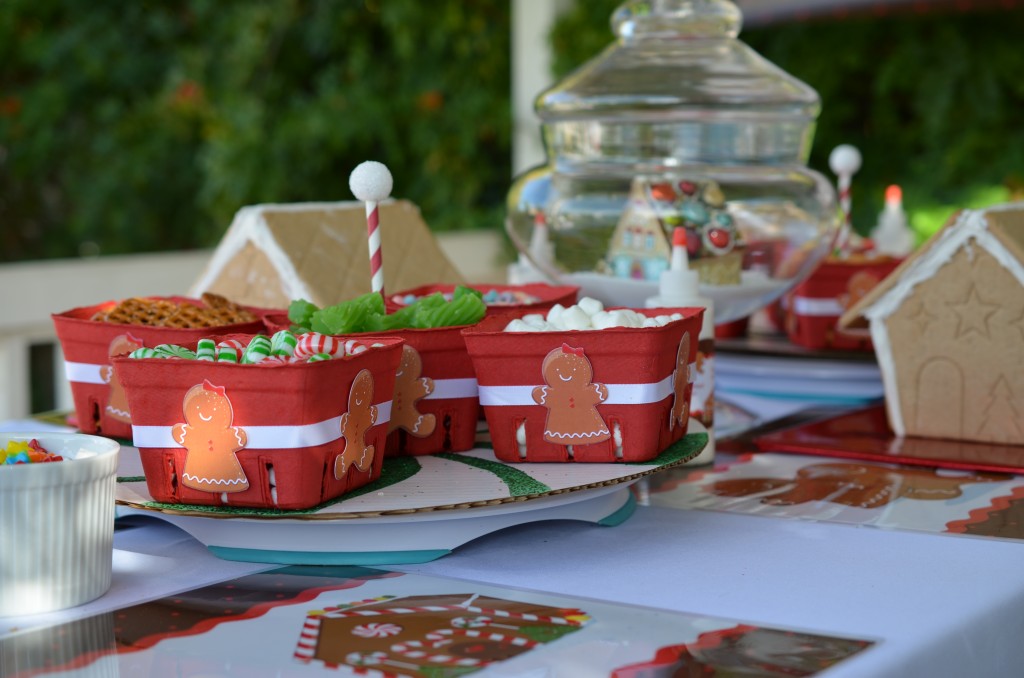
(644, 451, 1024, 542)
(0, 565, 873, 678)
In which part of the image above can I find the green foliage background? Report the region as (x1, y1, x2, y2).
(0, 0, 510, 262)
(3, 1, 1023, 262)
(551, 1, 1024, 239)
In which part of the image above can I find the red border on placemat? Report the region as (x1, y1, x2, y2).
(755, 405, 1024, 474)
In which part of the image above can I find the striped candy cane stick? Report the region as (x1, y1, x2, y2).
(349, 161, 394, 295)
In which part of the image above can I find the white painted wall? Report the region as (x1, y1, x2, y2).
(511, 0, 572, 176)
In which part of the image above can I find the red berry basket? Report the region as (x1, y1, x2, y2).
(114, 336, 403, 510)
(461, 308, 704, 463)
(785, 258, 901, 351)
(265, 314, 481, 456)
(52, 298, 267, 440)
(386, 283, 578, 317)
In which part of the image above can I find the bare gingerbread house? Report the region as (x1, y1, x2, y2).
(191, 200, 464, 309)
(841, 203, 1024, 444)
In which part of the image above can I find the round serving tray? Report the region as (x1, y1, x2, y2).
(115, 433, 706, 565)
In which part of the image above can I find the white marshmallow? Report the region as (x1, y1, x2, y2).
(577, 296, 604, 316)
(522, 313, 547, 327)
(546, 304, 566, 324)
(504, 319, 536, 332)
(642, 317, 660, 328)
(592, 311, 625, 330)
(557, 305, 593, 330)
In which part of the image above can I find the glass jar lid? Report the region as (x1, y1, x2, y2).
(536, 0, 821, 165)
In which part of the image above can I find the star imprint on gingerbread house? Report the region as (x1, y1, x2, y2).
(947, 284, 1000, 339)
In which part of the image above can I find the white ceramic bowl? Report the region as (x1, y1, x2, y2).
(0, 433, 119, 616)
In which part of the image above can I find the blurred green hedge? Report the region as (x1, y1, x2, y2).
(5, 1, 1023, 263)
(552, 1, 1024, 240)
(0, 0, 510, 262)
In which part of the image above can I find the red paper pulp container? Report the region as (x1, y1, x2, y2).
(462, 308, 704, 463)
(52, 299, 267, 440)
(785, 258, 901, 351)
(265, 313, 481, 456)
(114, 336, 403, 509)
(386, 283, 579, 318)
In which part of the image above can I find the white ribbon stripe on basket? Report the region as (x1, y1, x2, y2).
(131, 401, 393, 449)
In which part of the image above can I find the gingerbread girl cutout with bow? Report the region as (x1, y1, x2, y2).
(389, 345, 436, 437)
(335, 369, 377, 479)
(669, 332, 692, 431)
(532, 344, 610, 445)
(100, 333, 143, 423)
(172, 380, 248, 493)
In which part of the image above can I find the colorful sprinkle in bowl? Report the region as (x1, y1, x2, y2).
(0, 432, 120, 616)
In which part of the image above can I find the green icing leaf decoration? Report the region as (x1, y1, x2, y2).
(517, 623, 586, 643)
(624, 432, 708, 466)
(434, 452, 551, 497)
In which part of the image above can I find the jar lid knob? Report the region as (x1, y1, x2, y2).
(612, 0, 742, 40)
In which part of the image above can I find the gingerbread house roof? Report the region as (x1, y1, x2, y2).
(839, 203, 1024, 331)
(190, 200, 465, 310)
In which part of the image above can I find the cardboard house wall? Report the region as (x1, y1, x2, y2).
(840, 204, 1024, 445)
(191, 200, 465, 309)
(607, 182, 672, 281)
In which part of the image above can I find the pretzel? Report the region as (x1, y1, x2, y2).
(92, 295, 256, 328)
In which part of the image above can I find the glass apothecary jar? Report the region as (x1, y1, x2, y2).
(507, 0, 839, 322)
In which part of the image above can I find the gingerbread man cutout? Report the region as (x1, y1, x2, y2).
(100, 333, 143, 423)
(172, 380, 248, 493)
(839, 270, 882, 310)
(389, 345, 436, 437)
(335, 369, 377, 480)
(532, 344, 610, 445)
(711, 463, 1005, 509)
(670, 332, 691, 431)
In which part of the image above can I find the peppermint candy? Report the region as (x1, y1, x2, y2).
(153, 344, 196, 360)
(294, 332, 343, 359)
(195, 338, 216, 361)
(351, 622, 403, 638)
(306, 352, 332, 363)
(344, 339, 367, 355)
(241, 336, 272, 364)
(270, 330, 298, 357)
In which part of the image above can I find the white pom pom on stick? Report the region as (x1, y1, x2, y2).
(829, 144, 862, 230)
(349, 161, 394, 295)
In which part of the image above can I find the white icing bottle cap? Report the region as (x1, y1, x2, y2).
(529, 211, 555, 265)
(658, 226, 701, 306)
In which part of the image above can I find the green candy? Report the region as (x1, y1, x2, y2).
(306, 352, 332, 363)
(270, 330, 298, 357)
(216, 346, 239, 363)
(195, 338, 216, 361)
(153, 344, 196, 360)
(241, 336, 272, 364)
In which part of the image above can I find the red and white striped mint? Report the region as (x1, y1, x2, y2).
(256, 355, 290, 366)
(351, 622, 404, 638)
(343, 339, 368, 356)
(216, 339, 246, 351)
(294, 332, 344, 359)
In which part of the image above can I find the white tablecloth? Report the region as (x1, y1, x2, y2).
(4, 396, 1023, 677)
